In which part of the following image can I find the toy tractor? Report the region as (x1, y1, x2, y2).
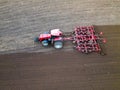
(34, 29, 64, 49)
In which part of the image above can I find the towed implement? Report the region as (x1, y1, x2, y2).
(34, 26, 106, 55)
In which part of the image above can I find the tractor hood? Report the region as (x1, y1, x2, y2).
(39, 34, 51, 41)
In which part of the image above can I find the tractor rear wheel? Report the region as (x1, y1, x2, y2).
(54, 41, 63, 49)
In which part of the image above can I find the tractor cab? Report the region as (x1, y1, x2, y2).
(50, 29, 62, 36)
(50, 29, 63, 41)
(50, 29, 63, 49)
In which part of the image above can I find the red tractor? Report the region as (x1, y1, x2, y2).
(34, 29, 64, 49)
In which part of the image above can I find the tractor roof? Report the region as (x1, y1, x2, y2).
(50, 29, 62, 36)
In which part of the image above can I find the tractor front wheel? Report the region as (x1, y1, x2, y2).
(41, 40, 49, 47)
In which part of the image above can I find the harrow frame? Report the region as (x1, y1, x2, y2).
(63, 26, 106, 55)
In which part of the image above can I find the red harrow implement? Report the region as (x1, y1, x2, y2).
(71, 26, 106, 55)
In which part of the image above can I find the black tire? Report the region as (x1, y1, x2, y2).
(41, 40, 49, 47)
(54, 41, 63, 49)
